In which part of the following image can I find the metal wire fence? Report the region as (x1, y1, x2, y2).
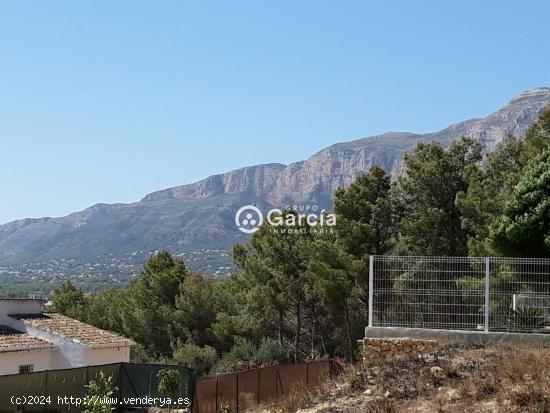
(369, 256, 550, 333)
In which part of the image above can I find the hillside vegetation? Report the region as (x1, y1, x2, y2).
(50, 108, 550, 376)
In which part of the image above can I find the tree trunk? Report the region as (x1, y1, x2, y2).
(310, 316, 315, 356)
(343, 298, 355, 363)
(294, 296, 302, 363)
(313, 304, 327, 355)
(278, 308, 284, 347)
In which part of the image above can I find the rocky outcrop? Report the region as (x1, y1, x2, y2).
(143, 163, 286, 201)
(141, 88, 550, 208)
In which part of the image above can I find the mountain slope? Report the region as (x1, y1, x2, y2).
(1, 88, 550, 272)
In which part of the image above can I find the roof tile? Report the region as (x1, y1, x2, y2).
(10, 313, 135, 348)
(0, 326, 57, 353)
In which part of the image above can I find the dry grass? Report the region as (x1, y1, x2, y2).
(254, 365, 355, 413)
(259, 344, 550, 413)
(274, 384, 315, 413)
(455, 346, 550, 411)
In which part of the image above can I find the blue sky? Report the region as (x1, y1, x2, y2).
(1, 1, 549, 224)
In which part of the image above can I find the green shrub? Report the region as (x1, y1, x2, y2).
(172, 343, 218, 374)
(130, 343, 151, 363)
(84, 371, 118, 413)
(509, 307, 547, 332)
(214, 337, 287, 374)
(157, 369, 183, 411)
(255, 337, 287, 365)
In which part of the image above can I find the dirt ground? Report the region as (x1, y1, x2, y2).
(263, 344, 550, 413)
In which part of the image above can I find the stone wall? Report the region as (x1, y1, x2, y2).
(362, 338, 439, 363)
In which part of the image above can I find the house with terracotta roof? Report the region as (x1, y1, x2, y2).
(0, 299, 135, 376)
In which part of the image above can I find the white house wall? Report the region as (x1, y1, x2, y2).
(0, 349, 64, 376)
(85, 347, 131, 365)
(0, 347, 130, 376)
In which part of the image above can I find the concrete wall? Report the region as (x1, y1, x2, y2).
(365, 326, 550, 345)
(85, 347, 131, 365)
(0, 349, 67, 376)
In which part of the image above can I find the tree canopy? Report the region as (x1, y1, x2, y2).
(396, 138, 482, 256)
(489, 150, 550, 257)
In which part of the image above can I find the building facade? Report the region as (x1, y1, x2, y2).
(0, 299, 134, 376)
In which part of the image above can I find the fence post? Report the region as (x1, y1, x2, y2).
(257, 368, 261, 405)
(275, 368, 278, 399)
(368, 255, 374, 328)
(118, 363, 123, 402)
(236, 371, 239, 413)
(485, 257, 490, 333)
(215, 374, 219, 412)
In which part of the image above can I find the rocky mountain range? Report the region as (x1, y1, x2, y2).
(1, 88, 550, 278)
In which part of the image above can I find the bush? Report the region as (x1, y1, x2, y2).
(157, 369, 182, 397)
(130, 343, 151, 363)
(172, 343, 218, 375)
(84, 371, 118, 413)
(256, 337, 288, 365)
(214, 337, 287, 374)
(509, 307, 547, 332)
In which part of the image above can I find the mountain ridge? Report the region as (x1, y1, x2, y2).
(1, 88, 550, 271)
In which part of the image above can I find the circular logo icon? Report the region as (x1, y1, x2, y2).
(235, 205, 264, 234)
